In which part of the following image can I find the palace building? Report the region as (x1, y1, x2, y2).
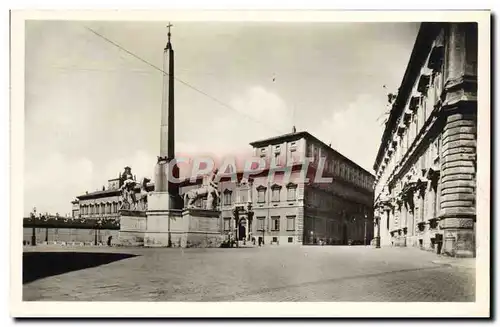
(372, 23, 477, 257)
(71, 130, 375, 246)
(72, 166, 153, 220)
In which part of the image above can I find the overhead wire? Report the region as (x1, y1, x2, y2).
(84, 26, 286, 135)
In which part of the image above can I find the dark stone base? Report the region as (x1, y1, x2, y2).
(442, 228, 475, 258)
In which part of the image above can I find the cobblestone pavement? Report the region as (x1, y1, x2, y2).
(22, 245, 475, 302)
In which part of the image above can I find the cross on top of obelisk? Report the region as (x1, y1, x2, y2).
(167, 22, 173, 43)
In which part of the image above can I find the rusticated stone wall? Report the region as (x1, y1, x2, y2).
(440, 107, 476, 257)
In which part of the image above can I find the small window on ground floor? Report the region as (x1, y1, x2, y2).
(272, 237, 278, 243)
(257, 217, 265, 231)
(223, 218, 231, 231)
(288, 237, 293, 243)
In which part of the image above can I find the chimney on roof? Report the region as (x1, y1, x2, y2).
(292, 125, 296, 133)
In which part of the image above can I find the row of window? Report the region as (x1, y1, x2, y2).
(306, 143, 373, 190)
(378, 38, 446, 181)
(259, 142, 373, 190)
(259, 142, 301, 168)
(256, 185, 297, 203)
(389, 188, 440, 233)
(223, 215, 296, 232)
(379, 83, 441, 185)
(259, 142, 297, 157)
(222, 184, 298, 205)
(80, 202, 120, 215)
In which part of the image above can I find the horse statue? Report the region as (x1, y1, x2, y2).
(137, 177, 151, 211)
(119, 178, 138, 210)
(184, 169, 220, 210)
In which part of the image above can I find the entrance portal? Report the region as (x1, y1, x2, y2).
(238, 219, 246, 241)
(342, 223, 348, 245)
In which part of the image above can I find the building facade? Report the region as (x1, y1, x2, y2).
(373, 23, 477, 257)
(236, 131, 375, 246)
(70, 131, 374, 246)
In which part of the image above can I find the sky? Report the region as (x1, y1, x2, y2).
(24, 20, 420, 216)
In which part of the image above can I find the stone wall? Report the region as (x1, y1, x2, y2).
(23, 227, 119, 246)
(118, 210, 146, 246)
(143, 208, 223, 248)
(183, 209, 223, 248)
(144, 209, 182, 247)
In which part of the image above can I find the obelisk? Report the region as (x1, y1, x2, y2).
(154, 22, 180, 209)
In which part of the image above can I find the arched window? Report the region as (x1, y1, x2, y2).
(223, 189, 232, 206)
(286, 182, 297, 201)
(270, 184, 282, 202)
(256, 185, 267, 203)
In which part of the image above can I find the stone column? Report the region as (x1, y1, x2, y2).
(375, 216, 381, 248)
(394, 204, 400, 230)
(244, 217, 248, 240)
(419, 186, 426, 223)
(402, 201, 409, 247)
(426, 181, 435, 219)
(401, 203, 407, 230)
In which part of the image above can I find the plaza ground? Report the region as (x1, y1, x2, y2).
(22, 245, 475, 302)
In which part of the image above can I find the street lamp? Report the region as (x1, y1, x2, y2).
(233, 206, 240, 248)
(30, 207, 37, 246)
(94, 219, 102, 246)
(364, 213, 368, 246)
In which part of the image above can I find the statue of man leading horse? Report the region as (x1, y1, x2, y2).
(119, 177, 150, 211)
(118, 169, 221, 212)
(183, 169, 220, 210)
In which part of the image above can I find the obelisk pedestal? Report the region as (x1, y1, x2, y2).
(144, 191, 182, 247)
(145, 160, 182, 247)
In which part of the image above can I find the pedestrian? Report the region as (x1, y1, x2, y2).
(107, 235, 112, 246)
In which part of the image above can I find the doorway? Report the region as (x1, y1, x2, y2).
(342, 223, 348, 245)
(238, 219, 246, 241)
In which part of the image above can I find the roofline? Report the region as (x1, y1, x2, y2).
(77, 189, 121, 200)
(249, 131, 309, 147)
(250, 131, 374, 178)
(373, 22, 442, 172)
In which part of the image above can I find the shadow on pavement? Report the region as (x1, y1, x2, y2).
(23, 252, 138, 284)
